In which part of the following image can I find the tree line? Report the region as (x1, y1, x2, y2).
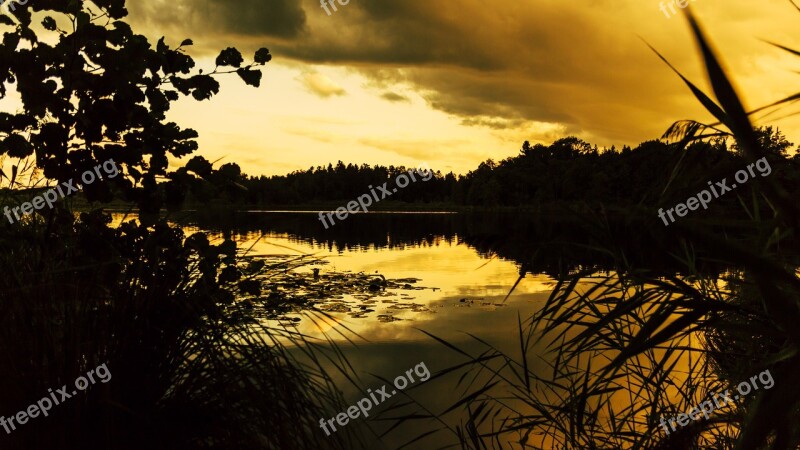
(203, 127, 799, 209)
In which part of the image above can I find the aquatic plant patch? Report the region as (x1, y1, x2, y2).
(318, 361, 430, 436)
(232, 255, 433, 322)
(1, 363, 112, 435)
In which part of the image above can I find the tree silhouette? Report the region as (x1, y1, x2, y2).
(0, 3, 358, 450)
(0, 0, 270, 216)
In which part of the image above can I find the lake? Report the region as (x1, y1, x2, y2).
(111, 210, 708, 449)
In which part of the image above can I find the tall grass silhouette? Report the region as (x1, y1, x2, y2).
(0, 206, 366, 449)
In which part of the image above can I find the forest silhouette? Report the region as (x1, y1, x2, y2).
(208, 128, 799, 211)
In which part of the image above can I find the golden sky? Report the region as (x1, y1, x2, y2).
(67, 1, 800, 175)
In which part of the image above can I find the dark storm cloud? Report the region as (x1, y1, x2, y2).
(275, 0, 708, 143)
(127, 0, 306, 39)
(209, 0, 306, 37)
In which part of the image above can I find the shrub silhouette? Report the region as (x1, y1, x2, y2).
(0, 2, 356, 449)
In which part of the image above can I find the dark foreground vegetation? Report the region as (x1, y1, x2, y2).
(0, 2, 363, 449)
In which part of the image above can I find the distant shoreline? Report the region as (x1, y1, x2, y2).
(84, 201, 611, 215)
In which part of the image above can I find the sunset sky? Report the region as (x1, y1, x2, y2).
(119, 1, 799, 176)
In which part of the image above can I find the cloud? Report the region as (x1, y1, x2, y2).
(358, 137, 471, 162)
(283, 127, 343, 143)
(297, 72, 346, 98)
(126, 0, 307, 40)
(460, 117, 526, 130)
(125, 0, 800, 147)
(381, 91, 410, 103)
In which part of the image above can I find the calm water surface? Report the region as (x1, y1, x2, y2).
(110, 210, 674, 449)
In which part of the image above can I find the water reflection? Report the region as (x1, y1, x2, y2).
(108, 211, 728, 449)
